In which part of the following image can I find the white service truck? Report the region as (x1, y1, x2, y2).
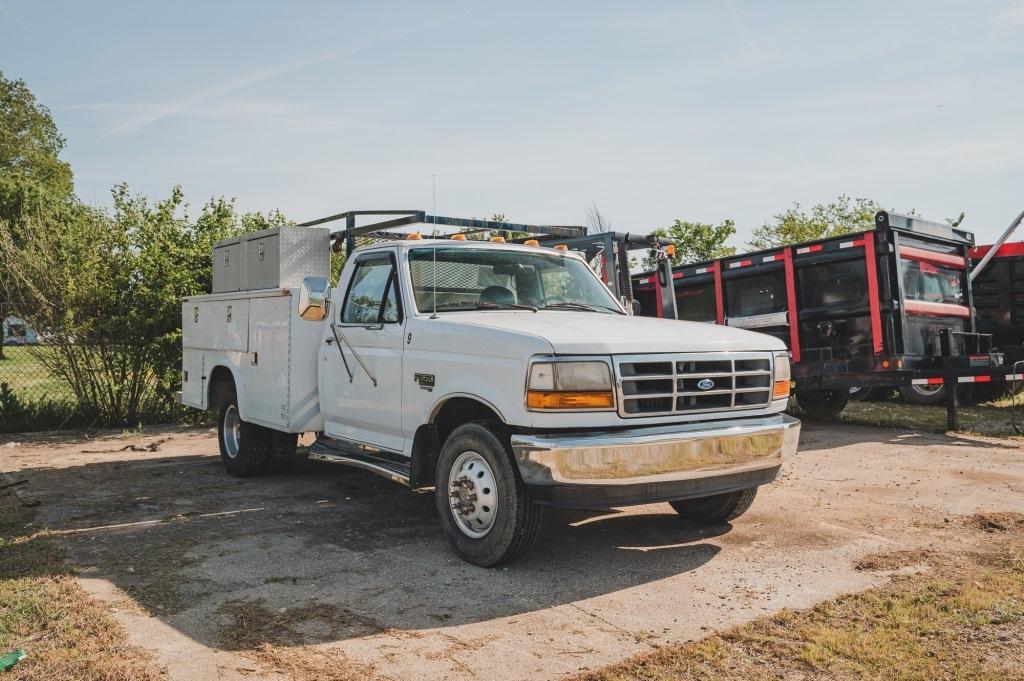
(180, 216, 801, 566)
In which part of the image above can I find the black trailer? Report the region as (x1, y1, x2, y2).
(631, 211, 1015, 425)
(972, 241, 1024, 353)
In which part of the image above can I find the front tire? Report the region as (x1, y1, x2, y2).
(670, 487, 758, 523)
(435, 422, 543, 567)
(216, 387, 276, 477)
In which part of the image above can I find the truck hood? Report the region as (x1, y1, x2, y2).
(439, 311, 787, 355)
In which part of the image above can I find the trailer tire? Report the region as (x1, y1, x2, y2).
(898, 383, 947, 405)
(795, 389, 849, 420)
(216, 388, 275, 477)
(435, 422, 544, 567)
(846, 386, 876, 402)
(669, 487, 757, 523)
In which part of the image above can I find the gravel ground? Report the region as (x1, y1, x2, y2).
(1, 422, 1022, 680)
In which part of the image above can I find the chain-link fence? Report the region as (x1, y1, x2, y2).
(0, 305, 82, 432)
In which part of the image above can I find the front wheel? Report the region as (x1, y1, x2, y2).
(435, 422, 543, 567)
(670, 487, 758, 523)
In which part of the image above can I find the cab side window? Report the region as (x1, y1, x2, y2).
(342, 256, 402, 324)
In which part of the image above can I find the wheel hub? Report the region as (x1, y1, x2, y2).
(222, 405, 241, 458)
(447, 451, 498, 538)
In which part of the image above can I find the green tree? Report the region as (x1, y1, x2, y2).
(648, 218, 737, 269)
(0, 71, 74, 219)
(747, 195, 882, 250)
(0, 71, 77, 359)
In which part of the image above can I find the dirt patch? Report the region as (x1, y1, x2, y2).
(217, 598, 384, 650)
(853, 548, 937, 572)
(967, 511, 1024, 533)
(216, 598, 379, 681)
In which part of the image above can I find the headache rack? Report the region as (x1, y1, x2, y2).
(297, 209, 587, 256)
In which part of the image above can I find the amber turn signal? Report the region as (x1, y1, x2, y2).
(773, 380, 791, 400)
(526, 390, 614, 409)
(450, 233, 467, 240)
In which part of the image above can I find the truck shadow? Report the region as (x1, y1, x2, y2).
(14, 451, 729, 649)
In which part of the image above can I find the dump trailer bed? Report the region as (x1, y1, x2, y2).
(971, 241, 1024, 357)
(631, 211, 1014, 421)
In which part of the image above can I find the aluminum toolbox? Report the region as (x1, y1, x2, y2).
(211, 226, 330, 293)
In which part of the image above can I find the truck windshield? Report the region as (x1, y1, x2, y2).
(408, 247, 623, 314)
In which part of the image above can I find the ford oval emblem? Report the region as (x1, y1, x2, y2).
(697, 378, 716, 391)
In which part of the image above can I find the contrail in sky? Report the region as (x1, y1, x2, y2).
(723, 0, 759, 59)
(106, 14, 458, 136)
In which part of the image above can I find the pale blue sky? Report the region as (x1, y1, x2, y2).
(2, 1, 1023, 245)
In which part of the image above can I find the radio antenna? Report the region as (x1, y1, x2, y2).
(431, 174, 438, 319)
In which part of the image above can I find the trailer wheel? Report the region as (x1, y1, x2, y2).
(435, 422, 544, 567)
(898, 383, 947, 405)
(216, 387, 275, 477)
(669, 487, 757, 523)
(795, 389, 849, 420)
(846, 386, 876, 402)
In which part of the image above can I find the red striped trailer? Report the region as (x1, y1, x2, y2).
(631, 211, 1011, 424)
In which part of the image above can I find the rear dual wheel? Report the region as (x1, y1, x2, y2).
(217, 387, 298, 477)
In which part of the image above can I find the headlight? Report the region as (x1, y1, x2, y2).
(773, 351, 791, 400)
(527, 360, 614, 410)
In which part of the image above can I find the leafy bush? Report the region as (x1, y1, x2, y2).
(0, 187, 286, 427)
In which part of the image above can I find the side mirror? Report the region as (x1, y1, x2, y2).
(298, 276, 331, 321)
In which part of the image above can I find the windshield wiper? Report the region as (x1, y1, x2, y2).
(542, 302, 623, 314)
(435, 301, 538, 312)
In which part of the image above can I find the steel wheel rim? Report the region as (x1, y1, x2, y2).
(912, 384, 942, 396)
(447, 451, 498, 538)
(222, 405, 241, 458)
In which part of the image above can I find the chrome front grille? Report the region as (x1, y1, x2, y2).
(615, 352, 774, 417)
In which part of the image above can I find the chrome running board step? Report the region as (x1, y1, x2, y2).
(308, 434, 411, 486)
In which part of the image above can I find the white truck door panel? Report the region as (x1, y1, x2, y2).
(319, 252, 405, 453)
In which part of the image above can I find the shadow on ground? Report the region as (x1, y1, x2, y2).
(8, 452, 728, 650)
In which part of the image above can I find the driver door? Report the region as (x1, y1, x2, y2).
(319, 251, 405, 452)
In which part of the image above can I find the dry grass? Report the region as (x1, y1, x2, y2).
(574, 516, 1024, 681)
(836, 398, 1024, 438)
(0, 495, 164, 680)
(967, 511, 1024, 533)
(216, 598, 377, 681)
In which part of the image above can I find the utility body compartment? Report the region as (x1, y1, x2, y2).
(180, 288, 324, 433)
(211, 226, 330, 293)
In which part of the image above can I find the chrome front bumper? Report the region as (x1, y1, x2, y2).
(510, 413, 800, 509)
